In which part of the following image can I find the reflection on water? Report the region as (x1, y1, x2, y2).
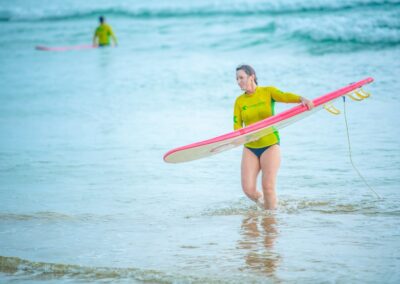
(238, 212, 281, 280)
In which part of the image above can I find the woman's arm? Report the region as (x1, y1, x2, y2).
(269, 87, 314, 110)
(233, 99, 243, 130)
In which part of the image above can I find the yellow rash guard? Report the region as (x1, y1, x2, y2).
(233, 86, 301, 148)
(94, 24, 117, 45)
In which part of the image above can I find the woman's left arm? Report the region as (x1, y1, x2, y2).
(269, 87, 314, 110)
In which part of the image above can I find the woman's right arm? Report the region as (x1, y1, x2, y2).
(233, 99, 243, 130)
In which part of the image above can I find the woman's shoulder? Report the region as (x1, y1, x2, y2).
(259, 86, 284, 96)
(258, 86, 279, 91)
(235, 93, 246, 102)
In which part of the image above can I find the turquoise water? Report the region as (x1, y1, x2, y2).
(1, 0, 400, 283)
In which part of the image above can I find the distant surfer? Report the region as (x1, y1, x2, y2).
(234, 65, 314, 210)
(93, 16, 118, 47)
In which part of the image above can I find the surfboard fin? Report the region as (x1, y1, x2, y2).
(358, 88, 371, 98)
(323, 103, 341, 115)
(347, 88, 371, 101)
(347, 93, 364, 101)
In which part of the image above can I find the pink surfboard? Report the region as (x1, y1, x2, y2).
(164, 77, 374, 163)
(35, 45, 98, 52)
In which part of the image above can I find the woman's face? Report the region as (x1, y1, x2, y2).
(236, 69, 254, 91)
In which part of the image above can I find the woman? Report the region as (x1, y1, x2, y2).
(234, 65, 314, 210)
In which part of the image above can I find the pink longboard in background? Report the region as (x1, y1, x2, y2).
(164, 77, 374, 163)
(35, 45, 98, 52)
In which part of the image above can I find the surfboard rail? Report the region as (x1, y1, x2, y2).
(35, 45, 98, 52)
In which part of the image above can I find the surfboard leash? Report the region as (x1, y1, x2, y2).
(342, 95, 382, 199)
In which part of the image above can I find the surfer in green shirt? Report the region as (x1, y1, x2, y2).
(234, 65, 314, 210)
(93, 16, 118, 47)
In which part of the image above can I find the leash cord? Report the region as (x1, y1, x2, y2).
(342, 96, 382, 199)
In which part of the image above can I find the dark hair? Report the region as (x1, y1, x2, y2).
(236, 64, 258, 85)
(99, 16, 105, 23)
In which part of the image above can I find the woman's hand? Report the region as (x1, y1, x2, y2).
(300, 97, 314, 110)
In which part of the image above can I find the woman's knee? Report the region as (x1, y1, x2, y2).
(241, 182, 256, 195)
(262, 180, 275, 193)
(241, 181, 258, 199)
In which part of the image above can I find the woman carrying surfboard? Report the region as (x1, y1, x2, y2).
(234, 65, 314, 210)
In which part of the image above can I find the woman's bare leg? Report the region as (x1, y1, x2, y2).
(260, 145, 281, 210)
(241, 147, 263, 202)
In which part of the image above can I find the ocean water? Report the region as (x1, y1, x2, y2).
(1, 0, 400, 283)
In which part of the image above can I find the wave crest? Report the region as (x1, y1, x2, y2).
(1, 1, 399, 22)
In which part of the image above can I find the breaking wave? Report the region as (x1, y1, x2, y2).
(0, 0, 399, 22)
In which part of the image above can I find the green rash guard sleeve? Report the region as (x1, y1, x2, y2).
(109, 27, 118, 43)
(268, 87, 302, 103)
(233, 98, 243, 130)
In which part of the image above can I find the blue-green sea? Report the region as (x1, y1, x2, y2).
(1, 0, 400, 283)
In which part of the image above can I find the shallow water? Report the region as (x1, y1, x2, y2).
(1, 0, 400, 283)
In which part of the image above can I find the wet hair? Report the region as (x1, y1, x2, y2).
(99, 16, 105, 23)
(236, 64, 258, 85)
